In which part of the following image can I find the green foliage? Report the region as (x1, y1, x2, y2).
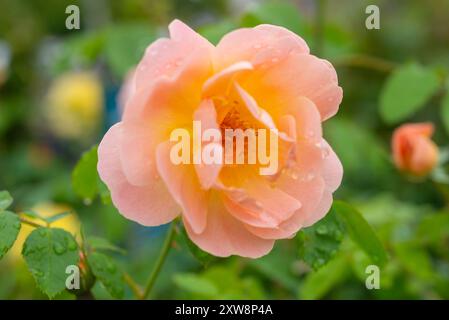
(240, 1, 307, 37)
(104, 23, 156, 78)
(72, 145, 99, 202)
(87, 252, 125, 299)
(441, 91, 449, 135)
(52, 32, 105, 75)
(72, 145, 109, 203)
(0, 190, 13, 210)
(174, 264, 265, 299)
(297, 207, 345, 270)
(393, 242, 435, 282)
(173, 273, 218, 297)
(199, 20, 237, 45)
(299, 255, 347, 300)
(22, 228, 79, 298)
(324, 118, 393, 190)
(417, 211, 449, 244)
(87, 236, 126, 255)
(380, 63, 440, 124)
(333, 201, 388, 266)
(0, 211, 21, 259)
(248, 243, 299, 293)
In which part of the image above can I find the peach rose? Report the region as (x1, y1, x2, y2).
(98, 20, 343, 258)
(392, 123, 438, 176)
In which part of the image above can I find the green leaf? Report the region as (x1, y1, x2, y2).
(45, 211, 73, 224)
(299, 255, 347, 299)
(21, 210, 46, 221)
(72, 145, 101, 203)
(87, 252, 124, 299)
(179, 226, 215, 267)
(98, 180, 112, 205)
(0, 211, 21, 259)
(297, 207, 345, 270)
(104, 23, 155, 78)
(0, 190, 13, 210)
(87, 236, 126, 255)
(173, 273, 218, 297)
(22, 228, 79, 298)
(333, 201, 388, 266)
(21, 210, 72, 225)
(380, 63, 440, 124)
(441, 91, 449, 135)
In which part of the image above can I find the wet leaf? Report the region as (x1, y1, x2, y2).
(87, 252, 124, 299)
(297, 207, 345, 270)
(0, 211, 21, 259)
(333, 201, 388, 266)
(22, 228, 79, 298)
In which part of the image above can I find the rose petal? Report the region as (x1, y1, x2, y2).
(215, 24, 309, 70)
(98, 123, 180, 226)
(321, 140, 343, 192)
(203, 61, 253, 98)
(243, 53, 342, 121)
(193, 99, 223, 189)
(184, 194, 275, 258)
(156, 140, 208, 234)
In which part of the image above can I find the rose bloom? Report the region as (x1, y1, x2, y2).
(392, 122, 438, 176)
(98, 20, 343, 258)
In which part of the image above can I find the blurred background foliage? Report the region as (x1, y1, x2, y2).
(1, 0, 449, 299)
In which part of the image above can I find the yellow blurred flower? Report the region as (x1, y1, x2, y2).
(45, 71, 103, 140)
(8, 203, 80, 262)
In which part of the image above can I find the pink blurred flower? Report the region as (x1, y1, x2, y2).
(392, 122, 439, 176)
(98, 20, 343, 258)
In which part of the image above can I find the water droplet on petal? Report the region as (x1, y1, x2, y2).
(290, 170, 298, 180)
(302, 173, 315, 181)
(322, 147, 330, 159)
(306, 130, 315, 138)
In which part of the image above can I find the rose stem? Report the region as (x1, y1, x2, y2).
(141, 221, 176, 299)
